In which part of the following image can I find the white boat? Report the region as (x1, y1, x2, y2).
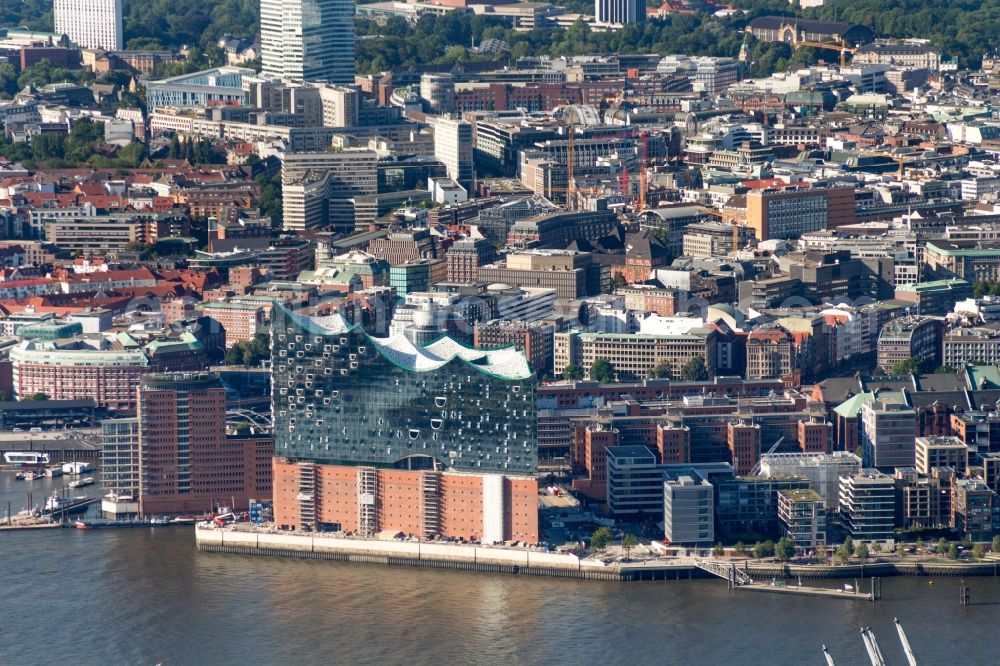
(43, 492, 91, 515)
(61, 462, 92, 475)
(68, 477, 95, 489)
(23, 471, 43, 481)
(4, 452, 50, 466)
(45, 467, 62, 478)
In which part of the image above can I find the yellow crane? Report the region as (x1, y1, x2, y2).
(794, 39, 858, 68)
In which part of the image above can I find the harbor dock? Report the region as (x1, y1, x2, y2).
(0, 522, 64, 531)
(739, 582, 875, 601)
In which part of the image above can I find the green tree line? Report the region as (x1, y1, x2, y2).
(807, 0, 1000, 68)
(0, 117, 146, 169)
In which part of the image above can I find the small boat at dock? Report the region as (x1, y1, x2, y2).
(68, 477, 95, 489)
(42, 492, 93, 516)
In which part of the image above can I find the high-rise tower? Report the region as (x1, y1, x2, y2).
(260, 0, 355, 84)
(54, 0, 124, 51)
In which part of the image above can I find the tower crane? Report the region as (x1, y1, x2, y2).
(748, 436, 784, 476)
(794, 39, 858, 68)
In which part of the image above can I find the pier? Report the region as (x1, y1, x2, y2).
(739, 581, 876, 601)
(0, 522, 64, 531)
(695, 559, 878, 601)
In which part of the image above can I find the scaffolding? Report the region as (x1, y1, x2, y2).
(357, 467, 378, 537)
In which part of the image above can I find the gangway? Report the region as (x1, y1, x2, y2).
(694, 560, 753, 587)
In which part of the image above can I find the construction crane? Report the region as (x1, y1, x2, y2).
(869, 152, 908, 180)
(794, 39, 858, 68)
(566, 119, 576, 210)
(638, 130, 649, 211)
(749, 435, 784, 476)
(731, 219, 745, 254)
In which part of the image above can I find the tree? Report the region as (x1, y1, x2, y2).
(31, 132, 65, 161)
(774, 537, 794, 561)
(255, 169, 283, 226)
(680, 356, 708, 381)
(590, 358, 615, 383)
(562, 364, 584, 380)
(224, 333, 270, 367)
(63, 118, 104, 163)
(855, 543, 869, 560)
(590, 526, 613, 551)
(937, 537, 949, 554)
(752, 540, 774, 559)
(0, 63, 17, 98)
(712, 543, 725, 557)
(843, 536, 854, 557)
(974, 280, 1000, 298)
(621, 533, 638, 560)
(948, 543, 959, 560)
(916, 537, 924, 551)
(890, 357, 929, 376)
(972, 543, 986, 560)
(17, 59, 77, 89)
(993, 535, 1000, 553)
(169, 135, 182, 159)
(734, 541, 746, 555)
(26, 393, 50, 401)
(610, 272, 628, 291)
(648, 361, 673, 380)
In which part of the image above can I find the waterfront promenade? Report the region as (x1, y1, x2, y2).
(195, 525, 1000, 583)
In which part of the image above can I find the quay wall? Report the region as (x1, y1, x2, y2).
(195, 527, 634, 580)
(195, 527, 1000, 581)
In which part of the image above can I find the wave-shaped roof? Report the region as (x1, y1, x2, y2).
(286, 309, 532, 380)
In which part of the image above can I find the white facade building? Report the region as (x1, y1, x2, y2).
(54, 0, 123, 51)
(433, 116, 475, 194)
